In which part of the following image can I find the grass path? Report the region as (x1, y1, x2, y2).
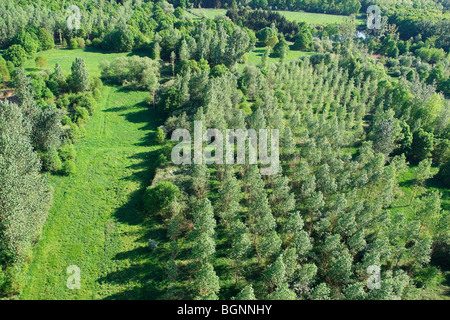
(20, 85, 166, 299)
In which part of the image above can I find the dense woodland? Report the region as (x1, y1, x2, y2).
(0, 0, 449, 300)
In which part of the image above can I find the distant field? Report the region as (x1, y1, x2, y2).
(276, 10, 354, 24)
(186, 8, 227, 19)
(186, 8, 353, 25)
(24, 48, 130, 77)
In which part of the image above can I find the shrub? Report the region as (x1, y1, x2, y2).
(47, 80, 59, 96)
(56, 94, 70, 110)
(77, 38, 85, 49)
(90, 77, 103, 90)
(143, 181, 181, 215)
(62, 160, 77, 175)
(432, 139, 450, 165)
(156, 127, 166, 144)
(69, 38, 79, 50)
(273, 37, 289, 57)
(92, 38, 102, 48)
(61, 115, 72, 126)
(79, 126, 87, 139)
(42, 87, 54, 100)
(92, 88, 101, 101)
(238, 101, 252, 115)
(77, 93, 97, 115)
(59, 144, 76, 161)
(35, 56, 47, 68)
(38, 28, 55, 50)
(43, 148, 63, 173)
(72, 106, 90, 124)
(156, 153, 168, 167)
(292, 31, 312, 50)
(158, 87, 183, 113)
(66, 122, 80, 143)
(3, 44, 27, 67)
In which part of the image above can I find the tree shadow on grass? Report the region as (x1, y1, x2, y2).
(25, 67, 42, 73)
(96, 93, 169, 299)
(96, 181, 169, 300)
(97, 214, 170, 300)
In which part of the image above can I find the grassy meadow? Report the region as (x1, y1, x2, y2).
(20, 49, 169, 299)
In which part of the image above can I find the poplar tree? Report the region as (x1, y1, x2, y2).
(409, 158, 433, 206)
(194, 262, 220, 299)
(71, 57, 90, 92)
(235, 285, 256, 300)
(215, 168, 241, 227)
(191, 164, 210, 199)
(0, 101, 51, 265)
(270, 174, 295, 217)
(230, 220, 251, 284)
(264, 255, 286, 290)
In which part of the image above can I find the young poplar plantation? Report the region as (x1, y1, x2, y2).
(155, 38, 449, 300)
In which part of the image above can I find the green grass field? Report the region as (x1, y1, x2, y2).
(275, 10, 352, 24)
(25, 48, 130, 77)
(248, 47, 314, 64)
(20, 49, 168, 299)
(186, 8, 353, 25)
(237, 47, 314, 72)
(186, 8, 228, 19)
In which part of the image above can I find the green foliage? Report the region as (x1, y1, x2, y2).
(292, 31, 313, 51)
(3, 0, 449, 301)
(34, 56, 47, 68)
(235, 285, 256, 300)
(158, 87, 183, 113)
(102, 24, 135, 52)
(0, 101, 51, 266)
(156, 127, 166, 144)
(210, 64, 229, 78)
(70, 57, 90, 92)
(410, 129, 434, 163)
(3, 44, 27, 67)
(62, 160, 76, 175)
(256, 27, 277, 46)
(58, 144, 76, 162)
(92, 88, 101, 101)
(272, 36, 288, 59)
(144, 181, 181, 215)
(37, 28, 54, 51)
(68, 38, 79, 50)
(436, 161, 450, 187)
(194, 263, 220, 298)
(0, 56, 10, 85)
(13, 29, 38, 56)
(100, 56, 159, 92)
(43, 148, 63, 173)
(72, 106, 90, 124)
